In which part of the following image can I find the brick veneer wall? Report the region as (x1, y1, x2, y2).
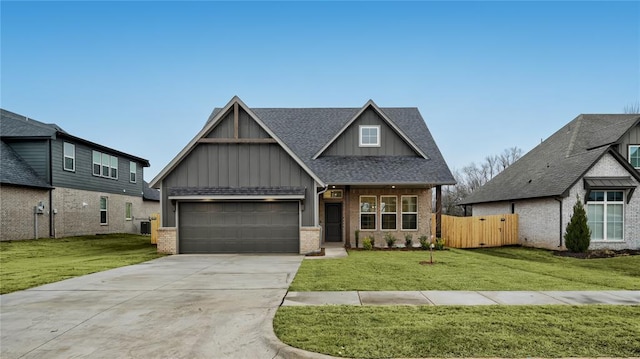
(52, 187, 158, 238)
(345, 187, 431, 248)
(300, 226, 321, 254)
(157, 227, 177, 254)
(472, 153, 640, 250)
(0, 185, 51, 241)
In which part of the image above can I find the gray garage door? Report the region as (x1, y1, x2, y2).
(178, 201, 299, 253)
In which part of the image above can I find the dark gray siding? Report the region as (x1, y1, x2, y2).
(322, 108, 418, 157)
(51, 138, 144, 196)
(162, 142, 316, 227)
(5, 140, 50, 182)
(206, 108, 270, 139)
(618, 124, 640, 162)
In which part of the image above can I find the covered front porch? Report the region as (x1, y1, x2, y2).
(318, 185, 443, 248)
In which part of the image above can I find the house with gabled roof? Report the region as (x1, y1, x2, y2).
(460, 114, 640, 250)
(0, 109, 158, 240)
(150, 96, 455, 254)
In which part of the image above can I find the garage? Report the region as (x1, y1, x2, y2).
(178, 201, 300, 254)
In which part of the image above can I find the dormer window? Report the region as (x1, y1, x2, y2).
(359, 125, 380, 147)
(630, 145, 640, 169)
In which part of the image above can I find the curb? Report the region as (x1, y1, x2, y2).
(263, 307, 338, 359)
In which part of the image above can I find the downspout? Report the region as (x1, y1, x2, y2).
(554, 197, 563, 247)
(48, 139, 54, 237)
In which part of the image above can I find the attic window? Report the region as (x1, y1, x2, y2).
(359, 125, 380, 147)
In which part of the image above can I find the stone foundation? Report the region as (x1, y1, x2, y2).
(157, 227, 177, 254)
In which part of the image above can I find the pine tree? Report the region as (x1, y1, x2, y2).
(564, 196, 591, 253)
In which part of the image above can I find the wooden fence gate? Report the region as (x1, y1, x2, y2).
(150, 212, 160, 244)
(431, 214, 518, 248)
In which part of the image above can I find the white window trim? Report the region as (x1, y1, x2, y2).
(380, 195, 397, 231)
(359, 195, 377, 231)
(100, 196, 108, 225)
(130, 161, 137, 183)
(587, 191, 624, 241)
(93, 150, 118, 179)
(125, 202, 132, 221)
(629, 145, 640, 169)
(63, 142, 75, 172)
(401, 195, 419, 231)
(359, 125, 380, 147)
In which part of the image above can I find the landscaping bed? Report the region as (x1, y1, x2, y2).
(554, 248, 640, 259)
(0, 234, 164, 294)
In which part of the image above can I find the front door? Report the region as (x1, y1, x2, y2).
(324, 203, 342, 242)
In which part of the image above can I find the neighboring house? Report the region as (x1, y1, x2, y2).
(0, 109, 157, 240)
(150, 96, 455, 254)
(460, 114, 640, 250)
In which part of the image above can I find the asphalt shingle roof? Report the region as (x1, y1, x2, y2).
(460, 114, 640, 205)
(0, 140, 51, 188)
(1, 109, 64, 138)
(207, 106, 455, 185)
(143, 181, 160, 201)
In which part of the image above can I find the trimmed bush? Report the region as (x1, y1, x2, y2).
(362, 237, 373, 250)
(405, 234, 413, 248)
(564, 196, 591, 253)
(384, 233, 397, 248)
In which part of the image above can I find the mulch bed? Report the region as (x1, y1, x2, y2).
(554, 249, 640, 259)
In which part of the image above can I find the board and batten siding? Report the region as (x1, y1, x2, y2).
(206, 108, 271, 139)
(321, 107, 418, 157)
(618, 124, 640, 163)
(4, 140, 50, 182)
(162, 142, 317, 227)
(51, 138, 144, 196)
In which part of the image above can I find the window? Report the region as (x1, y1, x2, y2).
(359, 125, 380, 147)
(129, 161, 137, 183)
(93, 151, 101, 176)
(401, 196, 418, 230)
(587, 191, 624, 241)
(92, 150, 118, 179)
(63, 142, 75, 171)
(110, 156, 118, 179)
(360, 196, 377, 230)
(630, 145, 640, 169)
(100, 197, 108, 225)
(125, 202, 132, 221)
(380, 196, 397, 230)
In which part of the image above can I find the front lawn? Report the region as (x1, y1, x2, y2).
(290, 247, 640, 291)
(0, 234, 164, 294)
(274, 305, 640, 358)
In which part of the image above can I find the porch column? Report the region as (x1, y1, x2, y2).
(435, 185, 442, 238)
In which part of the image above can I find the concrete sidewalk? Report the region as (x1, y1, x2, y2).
(283, 290, 640, 306)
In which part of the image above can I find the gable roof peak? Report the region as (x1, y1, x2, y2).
(311, 99, 428, 160)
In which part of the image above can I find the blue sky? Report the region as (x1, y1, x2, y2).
(2, 1, 639, 182)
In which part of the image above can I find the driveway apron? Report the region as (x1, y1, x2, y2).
(0, 254, 303, 359)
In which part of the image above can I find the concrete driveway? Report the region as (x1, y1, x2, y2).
(0, 254, 304, 359)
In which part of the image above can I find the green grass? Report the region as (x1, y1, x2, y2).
(274, 305, 640, 358)
(290, 247, 640, 291)
(0, 234, 164, 294)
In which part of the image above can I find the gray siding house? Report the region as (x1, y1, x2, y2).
(460, 114, 640, 250)
(150, 96, 455, 254)
(0, 109, 158, 240)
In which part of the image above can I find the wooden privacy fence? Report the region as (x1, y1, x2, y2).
(150, 212, 160, 244)
(431, 214, 518, 248)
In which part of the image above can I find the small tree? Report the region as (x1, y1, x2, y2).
(564, 196, 591, 252)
